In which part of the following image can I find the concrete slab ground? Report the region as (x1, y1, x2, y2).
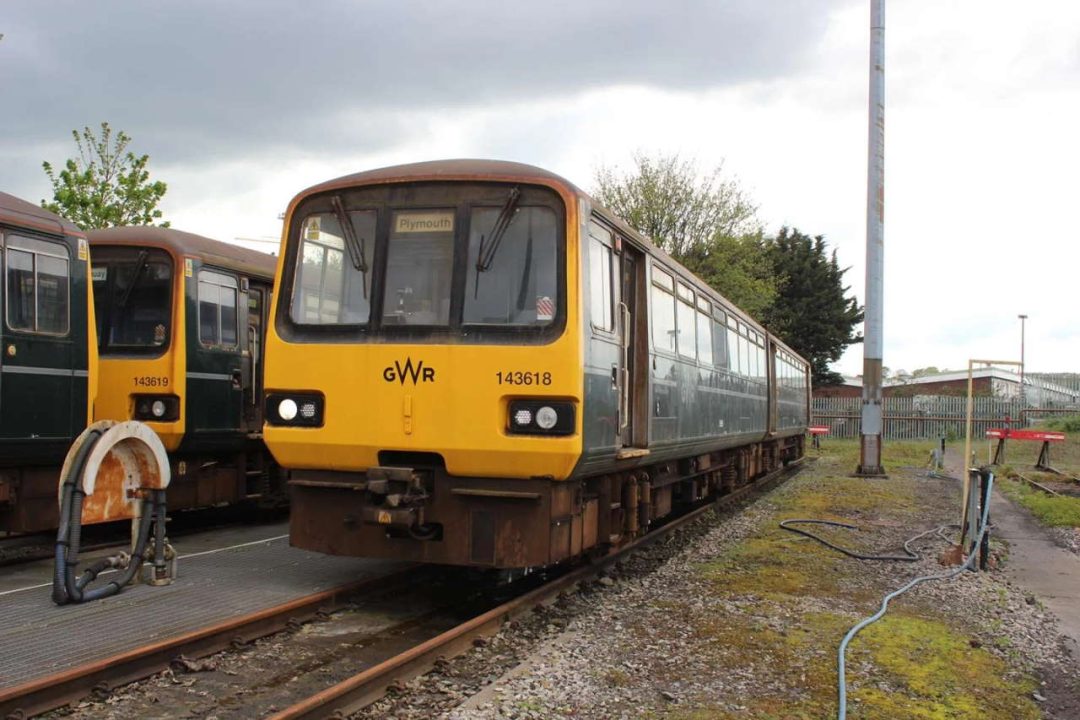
(990, 488, 1080, 657)
(947, 451, 1080, 658)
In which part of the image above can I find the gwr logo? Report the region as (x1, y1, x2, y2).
(382, 358, 435, 385)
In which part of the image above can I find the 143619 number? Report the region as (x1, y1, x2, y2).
(496, 371, 551, 386)
(135, 376, 169, 388)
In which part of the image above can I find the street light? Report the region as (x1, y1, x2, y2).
(1018, 314, 1028, 414)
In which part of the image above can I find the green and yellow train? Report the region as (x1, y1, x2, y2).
(263, 160, 810, 569)
(0, 191, 284, 534)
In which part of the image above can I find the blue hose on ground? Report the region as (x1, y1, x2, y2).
(832, 471, 994, 720)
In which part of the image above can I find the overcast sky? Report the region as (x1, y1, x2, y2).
(3, 0, 1077, 377)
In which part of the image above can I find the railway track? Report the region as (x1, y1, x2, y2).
(0, 460, 804, 720)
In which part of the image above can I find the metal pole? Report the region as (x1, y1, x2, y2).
(858, 0, 886, 476)
(1018, 314, 1027, 420)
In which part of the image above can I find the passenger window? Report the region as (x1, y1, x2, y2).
(4, 235, 70, 335)
(696, 309, 712, 365)
(727, 327, 739, 373)
(650, 281, 676, 353)
(712, 319, 727, 369)
(676, 285, 696, 359)
(198, 270, 240, 349)
(588, 230, 614, 331)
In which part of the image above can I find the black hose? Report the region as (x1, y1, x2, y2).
(52, 430, 163, 605)
(779, 519, 953, 562)
(52, 429, 102, 605)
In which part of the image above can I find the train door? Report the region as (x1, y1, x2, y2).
(189, 267, 243, 438)
(0, 231, 75, 461)
(618, 241, 648, 451)
(766, 339, 778, 435)
(242, 282, 269, 431)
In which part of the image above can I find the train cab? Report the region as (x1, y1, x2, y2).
(88, 227, 283, 513)
(0, 193, 97, 533)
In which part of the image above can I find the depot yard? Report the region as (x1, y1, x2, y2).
(413, 439, 1080, 720)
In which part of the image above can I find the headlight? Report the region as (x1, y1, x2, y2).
(133, 395, 180, 422)
(266, 392, 325, 427)
(278, 398, 298, 421)
(535, 406, 558, 430)
(507, 400, 575, 436)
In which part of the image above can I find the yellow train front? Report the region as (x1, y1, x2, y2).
(89, 227, 283, 513)
(265, 160, 809, 568)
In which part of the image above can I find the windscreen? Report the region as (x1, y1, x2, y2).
(284, 182, 564, 341)
(91, 247, 173, 355)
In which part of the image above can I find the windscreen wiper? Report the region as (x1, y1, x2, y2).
(331, 195, 368, 298)
(476, 187, 521, 274)
(117, 250, 148, 309)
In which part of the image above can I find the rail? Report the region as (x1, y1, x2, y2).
(0, 460, 805, 719)
(0, 569, 417, 719)
(270, 460, 805, 720)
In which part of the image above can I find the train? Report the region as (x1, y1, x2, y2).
(0, 190, 284, 534)
(0, 193, 97, 533)
(88, 227, 285, 515)
(263, 159, 810, 569)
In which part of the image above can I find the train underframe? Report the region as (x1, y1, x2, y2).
(289, 433, 805, 568)
(0, 443, 285, 534)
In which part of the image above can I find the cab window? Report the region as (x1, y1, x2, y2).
(5, 234, 69, 335)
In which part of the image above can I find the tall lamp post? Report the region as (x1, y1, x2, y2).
(1018, 314, 1028, 417)
(858, 0, 887, 476)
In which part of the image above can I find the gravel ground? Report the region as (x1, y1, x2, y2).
(1048, 526, 1080, 556)
(359, 459, 1080, 719)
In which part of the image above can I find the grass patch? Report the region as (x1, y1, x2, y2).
(678, 441, 1040, 719)
(852, 613, 1039, 719)
(812, 438, 940, 473)
(998, 477, 1080, 528)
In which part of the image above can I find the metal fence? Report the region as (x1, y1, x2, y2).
(812, 396, 1030, 441)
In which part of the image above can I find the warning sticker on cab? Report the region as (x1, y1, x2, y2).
(377, 510, 392, 525)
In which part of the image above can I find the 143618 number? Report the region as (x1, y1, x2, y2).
(496, 371, 551, 386)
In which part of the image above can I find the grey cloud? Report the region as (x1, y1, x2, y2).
(4, 0, 847, 181)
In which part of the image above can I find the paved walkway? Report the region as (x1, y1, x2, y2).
(947, 452, 1080, 657)
(0, 525, 406, 690)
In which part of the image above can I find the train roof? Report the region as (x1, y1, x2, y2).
(290, 159, 806, 366)
(0, 192, 84, 238)
(296, 159, 586, 199)
(88, 226, 277, 279)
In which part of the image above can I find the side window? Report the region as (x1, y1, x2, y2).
(4, 234, 70, 335)
(650, 267, 676, 353)
(696, 308, 712, 365)
(198, 270, 240, 349)
(588, 224, 614, 331)
(712, 308, 727, 369)
(676, 282, 696, 359)
(726, 316, 739, 373)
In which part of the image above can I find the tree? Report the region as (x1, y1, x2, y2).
(42, 122, 168, 229)
(592, 152, 775, 314)
(911, 366, 942, 378)
(762, 227, 864, 387)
